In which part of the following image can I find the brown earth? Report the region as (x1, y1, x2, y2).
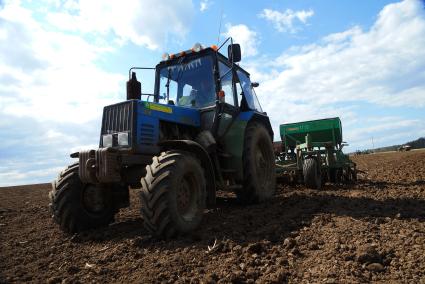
(1, 150, 425, 283)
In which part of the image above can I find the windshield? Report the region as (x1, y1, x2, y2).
(157, 55, 216, 108)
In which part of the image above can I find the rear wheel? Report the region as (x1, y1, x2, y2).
(303, 158, 322, 189)
(237, 122, 276, 204)
(49, 163, 117, 233)
(140, 151, 206, 238)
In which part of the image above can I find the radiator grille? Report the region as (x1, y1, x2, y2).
(100, 101, 136, 147)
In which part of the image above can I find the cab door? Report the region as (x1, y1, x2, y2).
(215, 61, 239, 139)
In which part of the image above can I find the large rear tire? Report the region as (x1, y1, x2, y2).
(237, 122, 276, 204)
(49, 163, 116, 233)
(140, 151, 206, 238)
(303, 158, 322, 189)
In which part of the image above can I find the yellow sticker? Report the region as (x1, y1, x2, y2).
(287, 127, 299, 131)
(146, 103, 172, 114)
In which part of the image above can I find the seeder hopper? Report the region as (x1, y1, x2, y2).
(275, 117, 357, 189)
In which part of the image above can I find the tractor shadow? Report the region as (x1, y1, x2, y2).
(196, 186, 425, 245)
(71, 183, 425, 246)
(69, 218, 147, 243)
(357, 179, 425, 188)
(313, 178, 425, 192)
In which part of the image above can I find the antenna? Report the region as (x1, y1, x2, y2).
(217, 8, 223, 45)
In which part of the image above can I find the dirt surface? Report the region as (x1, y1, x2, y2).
(1, 150, 425, 283)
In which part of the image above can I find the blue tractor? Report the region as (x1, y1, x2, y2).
(49, 39, 276, 238)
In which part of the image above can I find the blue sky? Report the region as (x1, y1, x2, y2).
(1, 0, 424, 186)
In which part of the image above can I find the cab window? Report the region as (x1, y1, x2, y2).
(178, 84, 196, 107)
(218, 62, 236, 106)
(237, 70, 263, 112)
(158, 55, 215, 108)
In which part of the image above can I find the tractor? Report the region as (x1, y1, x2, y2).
(48, 39, 276, 238)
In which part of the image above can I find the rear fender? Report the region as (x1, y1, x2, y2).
(238, 111, 274, 140)
(158, 140, 216, 207)
(250, 113, 274, 140)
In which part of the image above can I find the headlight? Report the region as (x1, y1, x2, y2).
(102, 134, 113, 148)
(117, 132, 129, 146)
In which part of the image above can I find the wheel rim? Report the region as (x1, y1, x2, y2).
(176, 173, 198, 221)
(82, 184, 106, 214)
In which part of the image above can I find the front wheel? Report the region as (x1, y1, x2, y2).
(49, 163, 117, 233)
(140, 151, 206, 238)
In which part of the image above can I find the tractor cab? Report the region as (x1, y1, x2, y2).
(148, 41, 266, 139)
(152, 43, 264, 114)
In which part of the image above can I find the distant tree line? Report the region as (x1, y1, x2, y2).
(406, 137, 425, 149)
(353, 137, 425, 155)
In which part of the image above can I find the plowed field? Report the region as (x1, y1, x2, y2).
(1, 150, 424, 283)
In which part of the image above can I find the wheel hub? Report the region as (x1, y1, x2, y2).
(176, 173, 199, 221)
(177, 179, 191, 214)
(82, 185, 106, 214)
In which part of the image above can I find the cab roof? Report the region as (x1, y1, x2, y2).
(156, 46, 251, 77)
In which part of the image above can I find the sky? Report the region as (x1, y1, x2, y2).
(0, 0, 425, 186)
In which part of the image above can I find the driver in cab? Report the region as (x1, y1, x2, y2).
(178, 79, 215, 108)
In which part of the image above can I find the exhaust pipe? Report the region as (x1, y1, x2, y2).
(126, 72, 141, 100)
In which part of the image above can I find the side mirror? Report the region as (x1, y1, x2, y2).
(228, 44, 241, 63)
(251, 82, 259, 88)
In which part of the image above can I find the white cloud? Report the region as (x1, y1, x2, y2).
(249, 0, 425, 148)
(0, 1, 127, 185)
(0, 2, 127, 124)
(0, 167, 63, 185)
(347, 117, 420, 142)
(45, 0, 194, 50)
(224, 24, 259, 57)
(0, 0, 196, 185)
(200, 0, 211, 12)
(259, 8, 314, 33)
(344, 115, 425, 151)
(0, 112, 100, 186)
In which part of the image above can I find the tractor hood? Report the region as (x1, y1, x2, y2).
(99, 100, 201, 154)
(139, 101, 200, 127)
